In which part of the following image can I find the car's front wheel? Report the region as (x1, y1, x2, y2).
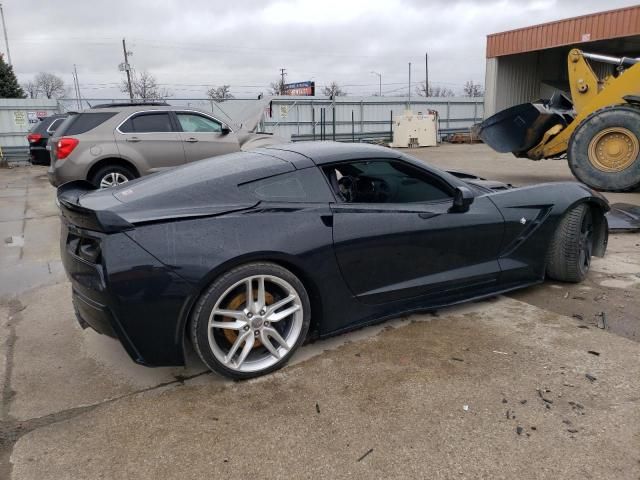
(190, 262, 311, 380)
(91, 165, 135, 189)
(546, 204, 594, 283)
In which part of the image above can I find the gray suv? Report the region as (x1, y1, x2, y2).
(48, 103, 285, 188)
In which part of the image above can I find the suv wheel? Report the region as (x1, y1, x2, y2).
(91, 165, 135, 189)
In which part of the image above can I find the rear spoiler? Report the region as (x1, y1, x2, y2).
(57, 181, 133, 233)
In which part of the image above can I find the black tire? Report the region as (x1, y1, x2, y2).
(546, 204, 594, 283)
(568, 105, 640, 192)
(90, 164, 136, 189)
(190, 262, 311, 380)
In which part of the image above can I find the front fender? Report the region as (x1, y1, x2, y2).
(488, 182, 609, 283)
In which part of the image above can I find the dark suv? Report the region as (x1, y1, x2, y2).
(27, 114, 68, 165)
(48, 103, 285, 188)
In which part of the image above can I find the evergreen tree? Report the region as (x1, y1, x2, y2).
(0, 55, 25, 98)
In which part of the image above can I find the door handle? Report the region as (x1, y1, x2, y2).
(125, 136, 140, 143)
(418, 212, 438, 220)
(184, 137, 198, 143)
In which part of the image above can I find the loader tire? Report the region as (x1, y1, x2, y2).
(568, 105, 640, 192)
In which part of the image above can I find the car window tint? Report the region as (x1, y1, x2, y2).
(324, 160, 452, 204)
(177, 113, 221, 133)
(122, 113, 173, 133)
(64, 112, 117, 135)
(240, 168, 333, 203)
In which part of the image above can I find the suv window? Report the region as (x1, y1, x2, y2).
(62, 112, 117, 136)
(119, 112, 173, 133)
(46, 118, 65, 134)
(323, 160, 452, 204)
(177, 113, 222, 133)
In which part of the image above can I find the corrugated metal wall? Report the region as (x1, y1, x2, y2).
(491, 52, 541, 116)
(262, 96, 483, 141)
(484, 47, 617, 117)
(0, 98, 60, 147)
(487, 5, 640, 57)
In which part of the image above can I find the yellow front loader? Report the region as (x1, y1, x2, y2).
(477, 49, 640, 191)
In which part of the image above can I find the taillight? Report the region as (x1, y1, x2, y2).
(57, 137, 79, 160)
(27, 133, 42, 143)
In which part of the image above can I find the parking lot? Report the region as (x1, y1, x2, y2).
(1, 144, 639, 479)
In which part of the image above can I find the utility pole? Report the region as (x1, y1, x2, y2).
(425, 52, 429, 97)
(370, 71, 382, 96)
(408, 62, 411, 110)
(279, 68, 287, 95)
(0, 4, 12, 66)
(122, 38, 133, 100)
(73, 64, 81, 110)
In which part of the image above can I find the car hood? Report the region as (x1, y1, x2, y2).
(445, 169, 514, 192)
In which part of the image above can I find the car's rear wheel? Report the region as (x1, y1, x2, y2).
(546, 204, 594, 283)
(91, 165, 135, 189)
(190, 262, 311, 380)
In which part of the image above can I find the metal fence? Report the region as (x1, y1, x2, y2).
(0, 98, 59, 163)
(58, 96, 483, 143)
(261, 96, 484, 143)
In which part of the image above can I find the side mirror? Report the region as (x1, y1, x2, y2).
(221, 125, 231, 135)
(450, 186, 474, 213)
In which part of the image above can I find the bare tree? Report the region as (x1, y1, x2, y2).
(34, 72, 65, 99)
(415, 82, 454, 97)
(463, 80, 484, 97)
(207, 85, 234, 102)
(121, 71, 171, 100)
(322, 81, 346, 97)
(269, 78, 285, 95)
(23, 80, 39, 99)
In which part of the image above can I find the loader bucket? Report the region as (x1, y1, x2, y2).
(475, 101, 573, 156)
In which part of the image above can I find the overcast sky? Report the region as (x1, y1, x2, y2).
(6, 0, 640, 98)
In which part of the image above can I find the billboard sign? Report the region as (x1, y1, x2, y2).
(283, 81, 315, 96)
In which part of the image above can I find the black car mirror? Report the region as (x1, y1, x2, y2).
(221, 125, 231, 135)
(451, 186, 475, 213)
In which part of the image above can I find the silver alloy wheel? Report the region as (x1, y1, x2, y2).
(99, 172, 129, 189)
(207, 274, 304, 373)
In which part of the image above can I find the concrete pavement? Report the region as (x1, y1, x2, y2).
(1, 146, 639, 479)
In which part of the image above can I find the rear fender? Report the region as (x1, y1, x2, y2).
(175, 251, 325, 362)
(57, 181, 134, 233)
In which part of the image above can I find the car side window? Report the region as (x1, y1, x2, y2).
(46, 118, 65, 134)
(239, 168, 334, 203)
(120, 112, 173, 133)
(177, 113, 222, 133)
(323, 160, 453, 204)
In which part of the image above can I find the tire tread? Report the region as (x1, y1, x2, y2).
(568, 103, 640, 192)
(546, 204, 589, 283)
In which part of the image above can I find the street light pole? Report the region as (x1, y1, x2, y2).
(0, 4, 12, 66)
(370, 71, 382, 96)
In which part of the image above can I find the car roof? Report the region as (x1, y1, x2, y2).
(84, 104, 211, 115)
(262, 141, 402, 167)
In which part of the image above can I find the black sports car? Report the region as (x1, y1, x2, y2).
(57, 142, 609, 379)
